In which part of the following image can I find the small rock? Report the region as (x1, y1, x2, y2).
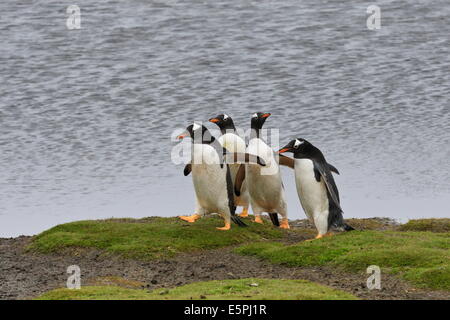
(249, 283, 259, 287)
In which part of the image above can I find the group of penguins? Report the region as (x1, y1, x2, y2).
(177, 112, 353, 239)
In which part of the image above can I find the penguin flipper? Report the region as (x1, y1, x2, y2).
(234, 164, 246, 196)
(183, 163, 192, 176)
(327, 163, 340, 175)
(313, 161, 342, 212)
(278, 154, 294, 169)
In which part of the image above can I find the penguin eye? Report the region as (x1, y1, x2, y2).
(294, 139, 303, 149)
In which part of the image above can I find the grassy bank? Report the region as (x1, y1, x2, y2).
(235, 229, 450, 290)
(35, 278, 357, 300)
(27, 216, 285, 260)
(28, 217, 449, 295)
(399, 219, 450, 233)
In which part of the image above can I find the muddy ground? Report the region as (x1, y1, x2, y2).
(0, 218, 449, 300)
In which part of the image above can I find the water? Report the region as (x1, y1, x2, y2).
(0, 0, 449, 237)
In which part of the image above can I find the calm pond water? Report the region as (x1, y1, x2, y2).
(0, 0, 449, 237)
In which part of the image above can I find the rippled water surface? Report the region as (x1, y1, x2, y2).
(1, 0, 449, 236)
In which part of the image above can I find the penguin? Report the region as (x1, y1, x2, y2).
(177, 123, 265, 230)
(208, 114, 250, 218)
(278, 138, 354, 239)
(236, 112, 290, 229)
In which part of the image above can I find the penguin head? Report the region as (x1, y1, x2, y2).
(177, 123, 214, 143)
(278, 138, 310, 154)
(250, 112, 271, 130)
(209, 114, 236, 132)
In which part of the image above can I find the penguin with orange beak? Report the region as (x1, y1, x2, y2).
(234, 113, 290, 228)
(208, 114, 250, 218)
(177, 123, 265, 230)
(279, 138, 353, 239)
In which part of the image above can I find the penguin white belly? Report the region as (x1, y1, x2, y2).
(191, 144, 228, 212)
(246, 139, 283, 211)
(294, 159, 329, 222)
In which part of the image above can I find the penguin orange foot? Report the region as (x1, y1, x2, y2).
(238, 208, 249, 218)
(306, 233, 333, 241)
(216, 222, 231, 231)
(179, 214, 201, 223)
(280, 218, 290, 229)
(254, 216, 263, 224)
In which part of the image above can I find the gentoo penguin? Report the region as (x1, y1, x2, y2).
(236, 112, 290, 229)
(208, 114, 250, 218)
(177, 123, 265, 230)
(279, 138, 354, 239)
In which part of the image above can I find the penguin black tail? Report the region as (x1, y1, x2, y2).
(328, 205, 354, 232)
(268, 213, 280, 227)
(343, 223, 355, 231)
(331, 222, 354, 233)
(231, 215, 247, 227)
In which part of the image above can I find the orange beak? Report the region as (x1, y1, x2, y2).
(177, 133, 188, 140)
(278, 148, 290, 153)
(209, 118, 220, 123)
(261, 113, 271, 118)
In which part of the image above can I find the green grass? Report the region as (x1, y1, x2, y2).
(28, 216, 284, 260)
(235, 231, 450, 290)
(28, 217, 450, 292)
(35, 278, 357, 300)
(399, 219, 450, 233)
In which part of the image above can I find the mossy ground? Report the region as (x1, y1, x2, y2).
(27, 216, 286, 260)
(398, 219, 450, 233)
(235, 230, 450, 290)
(28, 217, 450, 295)
(35, 278, 357, 300)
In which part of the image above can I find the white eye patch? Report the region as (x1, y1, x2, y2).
(193, 123, 201, 131)
(223, 114, 229, 120)
(252, 113, 258, 118)
(294, 139, 303, 148)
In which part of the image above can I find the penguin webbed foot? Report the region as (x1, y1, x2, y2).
(179, 214, 201, 223)
(280, 218, 290, 229)
(216, 222, 231, 231)
(254, 216, 263, 224)
(238, 208, 249, 218)
(306, 232, 333, 241)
